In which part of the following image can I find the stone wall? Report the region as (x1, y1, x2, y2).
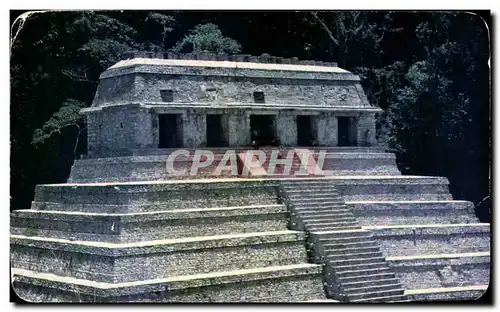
(182, 109, 206, 148)
(316, 113, 338, 146)
(356, 112, 377, 146)
(95, 74, 369, 110)
(388, 256, 490, 290)
(87, 105, 158, 157)
(135, 107, 155, 149)
(276, 113, 298, 146)
(87, 105, 149, 157)
(228, 111, 251, 146)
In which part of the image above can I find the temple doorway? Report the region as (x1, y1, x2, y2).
(158, 114, 183, 148)
(206, 114, 228, 147)
(338, 116, 357, 146)
(297, 115, 317, 146)
(250, 114, 278, 146)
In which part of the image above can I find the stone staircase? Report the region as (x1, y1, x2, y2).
(10, 180, 328, 302)
(279, 179, 408, 302)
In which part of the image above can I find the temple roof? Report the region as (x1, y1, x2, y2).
(100, 52, 356, 80)
(107, 58, 350, 74)
(90, 52, 378, 112)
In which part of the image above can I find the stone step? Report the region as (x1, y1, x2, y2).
(314, 230, 373, 240)
(366, 223, 491, 257)
(344, 283, 403, 295)
(11, 263, 326, 302)
(286, 192, 341, 199)
(334, 267, 391, 278)
(342, 277, 401, 289)
(316, 237, 373, 245)
(294, 210, 351, 217)
(303, 298, 340, 303)
(11, 204, 289, 242)
(302, 216, 357, 223)
(287, 195, 341, 201)
(342, 193, 454, 202)
(325, 246, 381, 256)
(281, 187, 340, 193)
(280, 185, 341, 190)
(282, 187, 337, 192)
(296, 211, 352, 218)
(333, 261, 389, 273)
(296, 213, 354, 220)
(11, 230, 309, 283)
(348, 200, 479, 226)
(326, 251, 383, 261)
(32, 180, 280, 208)
(347, 200, 474, 211)
(322, 169, 402, 177)
(349, 291, 406, 302)
(284, 190, 340, 196)
(338, 272, 396, 284)
(72, 153, 308, 181)
(292, 199, 345, 205)
(297, 176, 453, 201)
(405, 285, 488, 301)
(322, 240, 379, 250)
(293, 209, 350, 216)
(305, 219, 358, 226)
(293, 206, 347, 211)
(281, 184, 338, 189)
(329, 257, 387, 267)
(355, 215, 480, 227)
(386, 252, 490, 291)
(283, 176, 447, 188)
(308, 225, 361, 232)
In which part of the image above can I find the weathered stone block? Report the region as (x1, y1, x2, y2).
(388, 255, 490, 290)
(12, 204, 289, 242)
(368, 224, 491, 257)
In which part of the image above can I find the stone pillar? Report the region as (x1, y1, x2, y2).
(356, 112, 377, 146)
(228, 110, 250, 147)
(348, 117, 359, 146)
(134, 107, 155, 149)
(151, 111, 159, 148)
(220, 114, 230, 146)
(276, 113, 297, 146)
(316, 113, 338, 146)
(182, 109, 206, 148)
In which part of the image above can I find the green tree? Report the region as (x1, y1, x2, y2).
(310, 11, 400, 68)
(171, 23, 242, 54)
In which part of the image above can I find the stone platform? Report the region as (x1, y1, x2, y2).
(11, 148, 491, 302)
(68, 147, 400, 183)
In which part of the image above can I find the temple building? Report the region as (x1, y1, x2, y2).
(83, 53, 381, 158)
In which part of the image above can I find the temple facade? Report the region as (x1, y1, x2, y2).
(82, 54, 382, 158)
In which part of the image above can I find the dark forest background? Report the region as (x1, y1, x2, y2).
(10, 10, 491, 221)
